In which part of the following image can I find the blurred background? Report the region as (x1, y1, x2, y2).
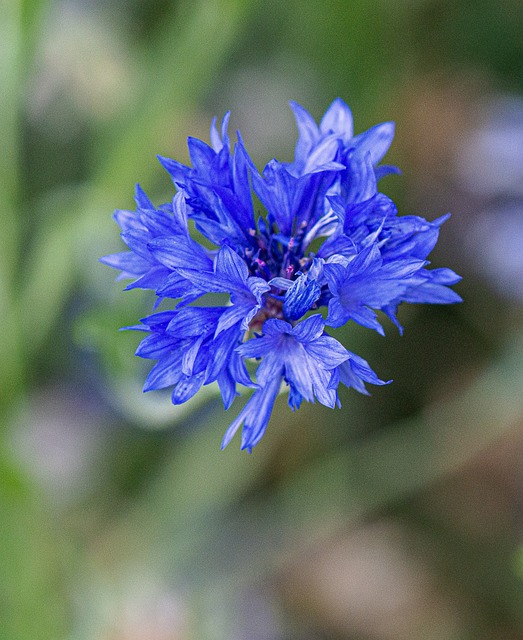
(2, 0, 523, 638)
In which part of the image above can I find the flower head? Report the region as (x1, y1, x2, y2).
(102, 98, 461, 451)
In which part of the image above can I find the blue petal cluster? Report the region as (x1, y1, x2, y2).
(102, 98, 461, 451)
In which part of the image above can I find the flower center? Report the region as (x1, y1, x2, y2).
(248, 295, 284, 331)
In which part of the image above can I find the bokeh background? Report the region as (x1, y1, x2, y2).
(2, 1, 523, 638)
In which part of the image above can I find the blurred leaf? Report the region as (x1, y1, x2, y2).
(0, 0, 52, 412)
(0, 448, 71, 640)
(0, 0, 21, 214)
(19, 187, 86, 353)
(0, 0, 53, 277)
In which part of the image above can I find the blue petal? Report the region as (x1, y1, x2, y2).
(213, 186, 255, 236)
(215, 244, 249, 284)
(238, 335, 275, 359)
(347, 306, 385, 335)
(283, 273, 322, 321)
(288, 383, 303, 410)
(157, 155, 190, 184)
(134, 184, 154, 210)
(309, 367, 338, 408)
(143, 353, 183, 392)
(166, 307, 224, 337)
(172, 191, 189, 232)
(113, 208, 144, 232)
(174, 268, 236, 294)
(182, 336, 205, 376)
(255, 346, 288, 387)
(343, 193, 397, 234)
(269, 277, 293, 291)
(323, 262, 349, 293)
(231, 138, 256, 228)
(139, 310, 176, 330)
(284, 342, 314, 402)
(304, 335, 350, 368)
(345, 151, 377, 203)
(260, 318, 292, 337)
(148, 237, 212, 271)
(217, 368, 237, 409)
(135, 333, 176, 359)
(155, 271, 200, 298)
(289, 101, 320, 168)
(427, 267, 462, 285)
(352, 122, 395, 165)
(221, 374, 282, 451)
(205, 328, 236, 382)
(139, 207, 179, 236)
(401, 282, 463, 304)
(325, 297, 351, 328)
(210, 111, 231, 152)
(302, 135, 340, 174)
(100, 251, 149, 276)
(338, 352, 390, 395)
(247, 277, 271, 301)
(187, 137, 216, 173)
(375, 165, 402, 181)
(252, 160, 296, 236)
(292, 314, 325, 342)
(319, 97, 354, 140)
(172, 372, 205, 404)
(215, 303, 254, 335)
(120, 230, 154, 260)
(229, 349, 256, 388)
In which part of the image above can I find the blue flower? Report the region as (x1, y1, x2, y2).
(102, 98, 461, 451)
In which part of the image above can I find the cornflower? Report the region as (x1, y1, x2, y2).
(102, 98, 461, 451)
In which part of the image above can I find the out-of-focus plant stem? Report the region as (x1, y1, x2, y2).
(0, 0, 25, 414)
